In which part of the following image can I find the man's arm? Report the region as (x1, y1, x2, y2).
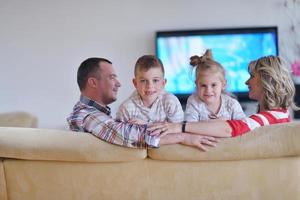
(84, 112, 160, 148)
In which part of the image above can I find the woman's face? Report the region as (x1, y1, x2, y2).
(245, 69, 263, 102)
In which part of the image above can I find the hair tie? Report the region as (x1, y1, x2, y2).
(190, 55, 201, 67)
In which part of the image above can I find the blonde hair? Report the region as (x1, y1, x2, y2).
(190, 49, 225, 83)
(249, 55, 299, 111)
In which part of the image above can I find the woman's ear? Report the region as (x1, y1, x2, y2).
(222, 79, 227, 90)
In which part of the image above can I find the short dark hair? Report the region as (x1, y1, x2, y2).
(77, 57, 112, 91)
(134, 55, 164, 77)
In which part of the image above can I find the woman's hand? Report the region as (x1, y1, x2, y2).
(181, 133, 218, 151)
(159, 133, 218, 151)
(147, 122, 181, 137)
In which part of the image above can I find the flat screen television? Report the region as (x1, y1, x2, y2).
(156, 27, 278, 104)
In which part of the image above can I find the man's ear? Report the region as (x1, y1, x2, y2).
(132, 78, 138, 88)
(87, 77, 98, 89)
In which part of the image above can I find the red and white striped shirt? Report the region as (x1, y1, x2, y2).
(227, 109, 291, 137)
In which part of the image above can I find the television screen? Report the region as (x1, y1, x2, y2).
(156, 27, 278, 102)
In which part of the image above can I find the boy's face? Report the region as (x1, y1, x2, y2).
(133, 67, 166, 106)
(196, 71, 225, 106)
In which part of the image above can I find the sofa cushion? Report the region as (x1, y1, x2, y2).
(148, 122, 300, 161)
(0, 127, 146, 162)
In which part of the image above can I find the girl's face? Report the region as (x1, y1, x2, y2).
(133, 67, 166, 107)
(245, 69, 263, 102)
(196, 71, 225, 106)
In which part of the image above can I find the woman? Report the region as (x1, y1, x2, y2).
(149, 55, 299, 138)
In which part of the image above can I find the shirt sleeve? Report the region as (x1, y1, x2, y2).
(227, 109, 291, 137)
(184, 95, 201, 122)
(83, 112, 160, 148)
(230, 99, 247, 120)
(116, 103, 131, 122)
(226, 119, 251, 137)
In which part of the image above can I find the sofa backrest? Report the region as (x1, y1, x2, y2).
(0, 128, 146, 162)
(148, 122, 300, 161)
(0, 122, 300, 163)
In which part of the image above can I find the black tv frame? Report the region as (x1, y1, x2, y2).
(155, 26, 279, 104)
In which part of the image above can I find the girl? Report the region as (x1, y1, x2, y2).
(185, 49, 246, 121)
(149, 55, 299, 138)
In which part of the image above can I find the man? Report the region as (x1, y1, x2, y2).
(67, 57, 217, 150)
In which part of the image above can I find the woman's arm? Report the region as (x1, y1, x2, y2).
(185, 120, 232, 137)
(159, 132, 218, 151)
(148, 120, 232, 138)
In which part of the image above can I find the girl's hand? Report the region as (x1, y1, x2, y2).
(147, 122, 181, 137)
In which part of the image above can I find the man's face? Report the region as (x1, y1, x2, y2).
(96, 62, 121, 105)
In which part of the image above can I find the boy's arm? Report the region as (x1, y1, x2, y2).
(117, 102, 148, 124)
(116, 103, 131, 122)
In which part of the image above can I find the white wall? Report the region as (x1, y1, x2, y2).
(0, 0, 293, 129)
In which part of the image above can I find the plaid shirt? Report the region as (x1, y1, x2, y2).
(116, 90, 184, 123)
(67, 95, 160, 148)
(185, 93, 246, 121)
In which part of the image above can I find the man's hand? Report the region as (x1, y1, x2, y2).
(147, 122, 181, 137)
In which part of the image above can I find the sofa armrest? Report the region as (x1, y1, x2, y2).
(0, 127, 146, 162)
(148, 122, 300, 161)
(0, 112, 38, 128)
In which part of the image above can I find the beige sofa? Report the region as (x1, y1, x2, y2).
(0, 122, 300, 200)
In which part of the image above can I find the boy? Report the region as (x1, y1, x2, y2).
(116, 55, 184, 124)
